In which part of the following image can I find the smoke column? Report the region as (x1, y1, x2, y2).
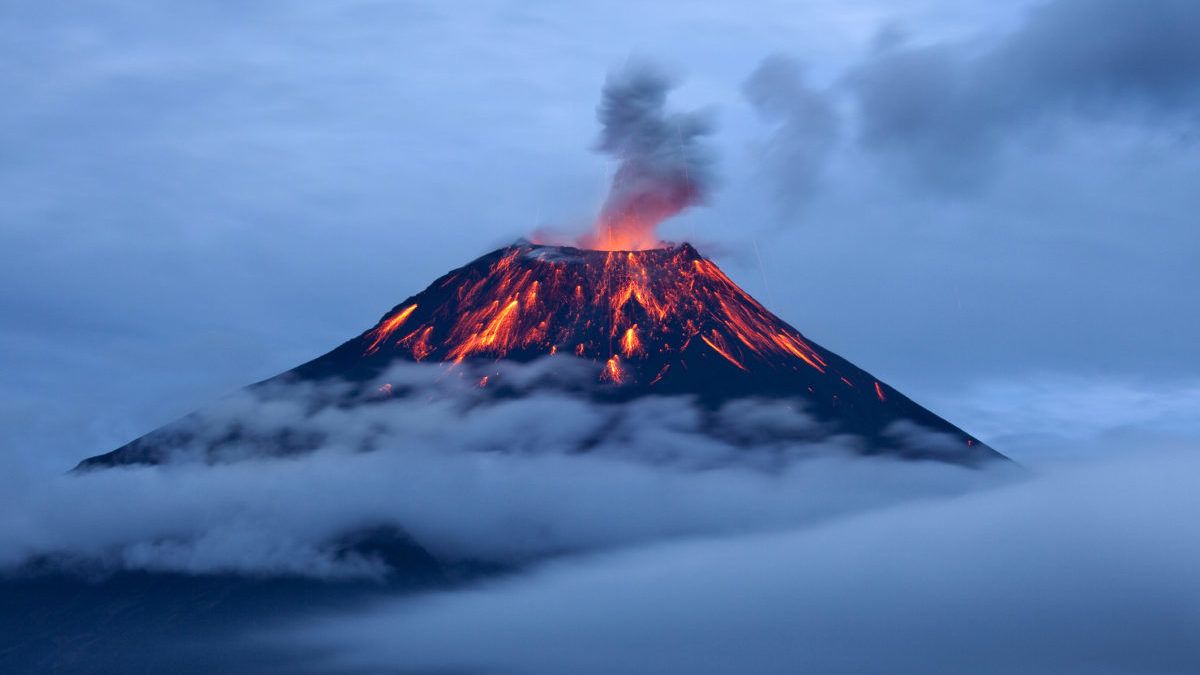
(581, 63, 714, 251)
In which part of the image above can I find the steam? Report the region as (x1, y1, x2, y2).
(582, 63, 715, 250)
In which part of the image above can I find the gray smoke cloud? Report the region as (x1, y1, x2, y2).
(846, 0, 1200, 191)
(586, 62, 715, 248)
(746, 0, 1200, 197)
(742, 56, 839, 214)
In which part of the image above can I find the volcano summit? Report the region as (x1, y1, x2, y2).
(80, 241, 1003, 469)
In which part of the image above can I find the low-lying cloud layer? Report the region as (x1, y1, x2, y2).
(3, 362, 1196, 675)
(283, 446, 1200, 675)
(934, 375, 1200, 461)
(0, 361, 1011, 579)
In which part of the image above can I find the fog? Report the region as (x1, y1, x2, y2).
(281, 445, 1200, 675)
(3, 362, 1194, 674)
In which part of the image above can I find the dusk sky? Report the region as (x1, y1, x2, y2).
(2, 1, 1198, 672)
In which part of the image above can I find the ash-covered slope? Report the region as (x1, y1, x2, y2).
(79, 242, 1003, 468)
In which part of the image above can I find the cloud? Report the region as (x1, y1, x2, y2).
(931, 375, 1200, 461)
(742, 55, 839, 213)
(0, 361, 1012, 579)
(280, 445, 1200, 675)
(845, 0, 1200, 190)
(744, 0, 1200, 199)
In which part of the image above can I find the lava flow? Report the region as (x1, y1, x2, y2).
(353, 241, 843, 389)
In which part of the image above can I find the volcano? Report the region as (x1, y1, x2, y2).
(78, 241, 1004, 469)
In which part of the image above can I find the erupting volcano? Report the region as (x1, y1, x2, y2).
(80, 239, 1003, 469)
(318, 242, 837, 386)
(77, 63, 1002, 469)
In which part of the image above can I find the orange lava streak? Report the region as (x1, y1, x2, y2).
(610, 281, 667, 323)
(478, 299, 519, 346)
(620, 325, 643, 358)
(694, 267, 827, 372)
(649, 363, 670, 385)
(874, 381, 887, 402)
(701, 331, 747, 371)
(772, 333, 827, 373)
(404, 325, 434, 361)
(364, 304, 417, 354)
(601, 355, 624, 383)
(448, 298, 520, 362)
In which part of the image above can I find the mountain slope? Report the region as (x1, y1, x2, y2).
(79, 242, 1004, 468)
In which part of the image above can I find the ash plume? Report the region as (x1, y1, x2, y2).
(583, 63, 715, 250)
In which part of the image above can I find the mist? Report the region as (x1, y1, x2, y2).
(280, 444, 1200, 675)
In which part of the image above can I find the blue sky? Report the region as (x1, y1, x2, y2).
(2, 0, 1198, 470)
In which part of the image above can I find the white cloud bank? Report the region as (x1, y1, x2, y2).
(281, 446, 1200, 675)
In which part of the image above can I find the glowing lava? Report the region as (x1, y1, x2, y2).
(620, 325, 643, 358)
(364, 304, 417, 354)
(601, 355, 624, 384)
(356, 242, 861, 391)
